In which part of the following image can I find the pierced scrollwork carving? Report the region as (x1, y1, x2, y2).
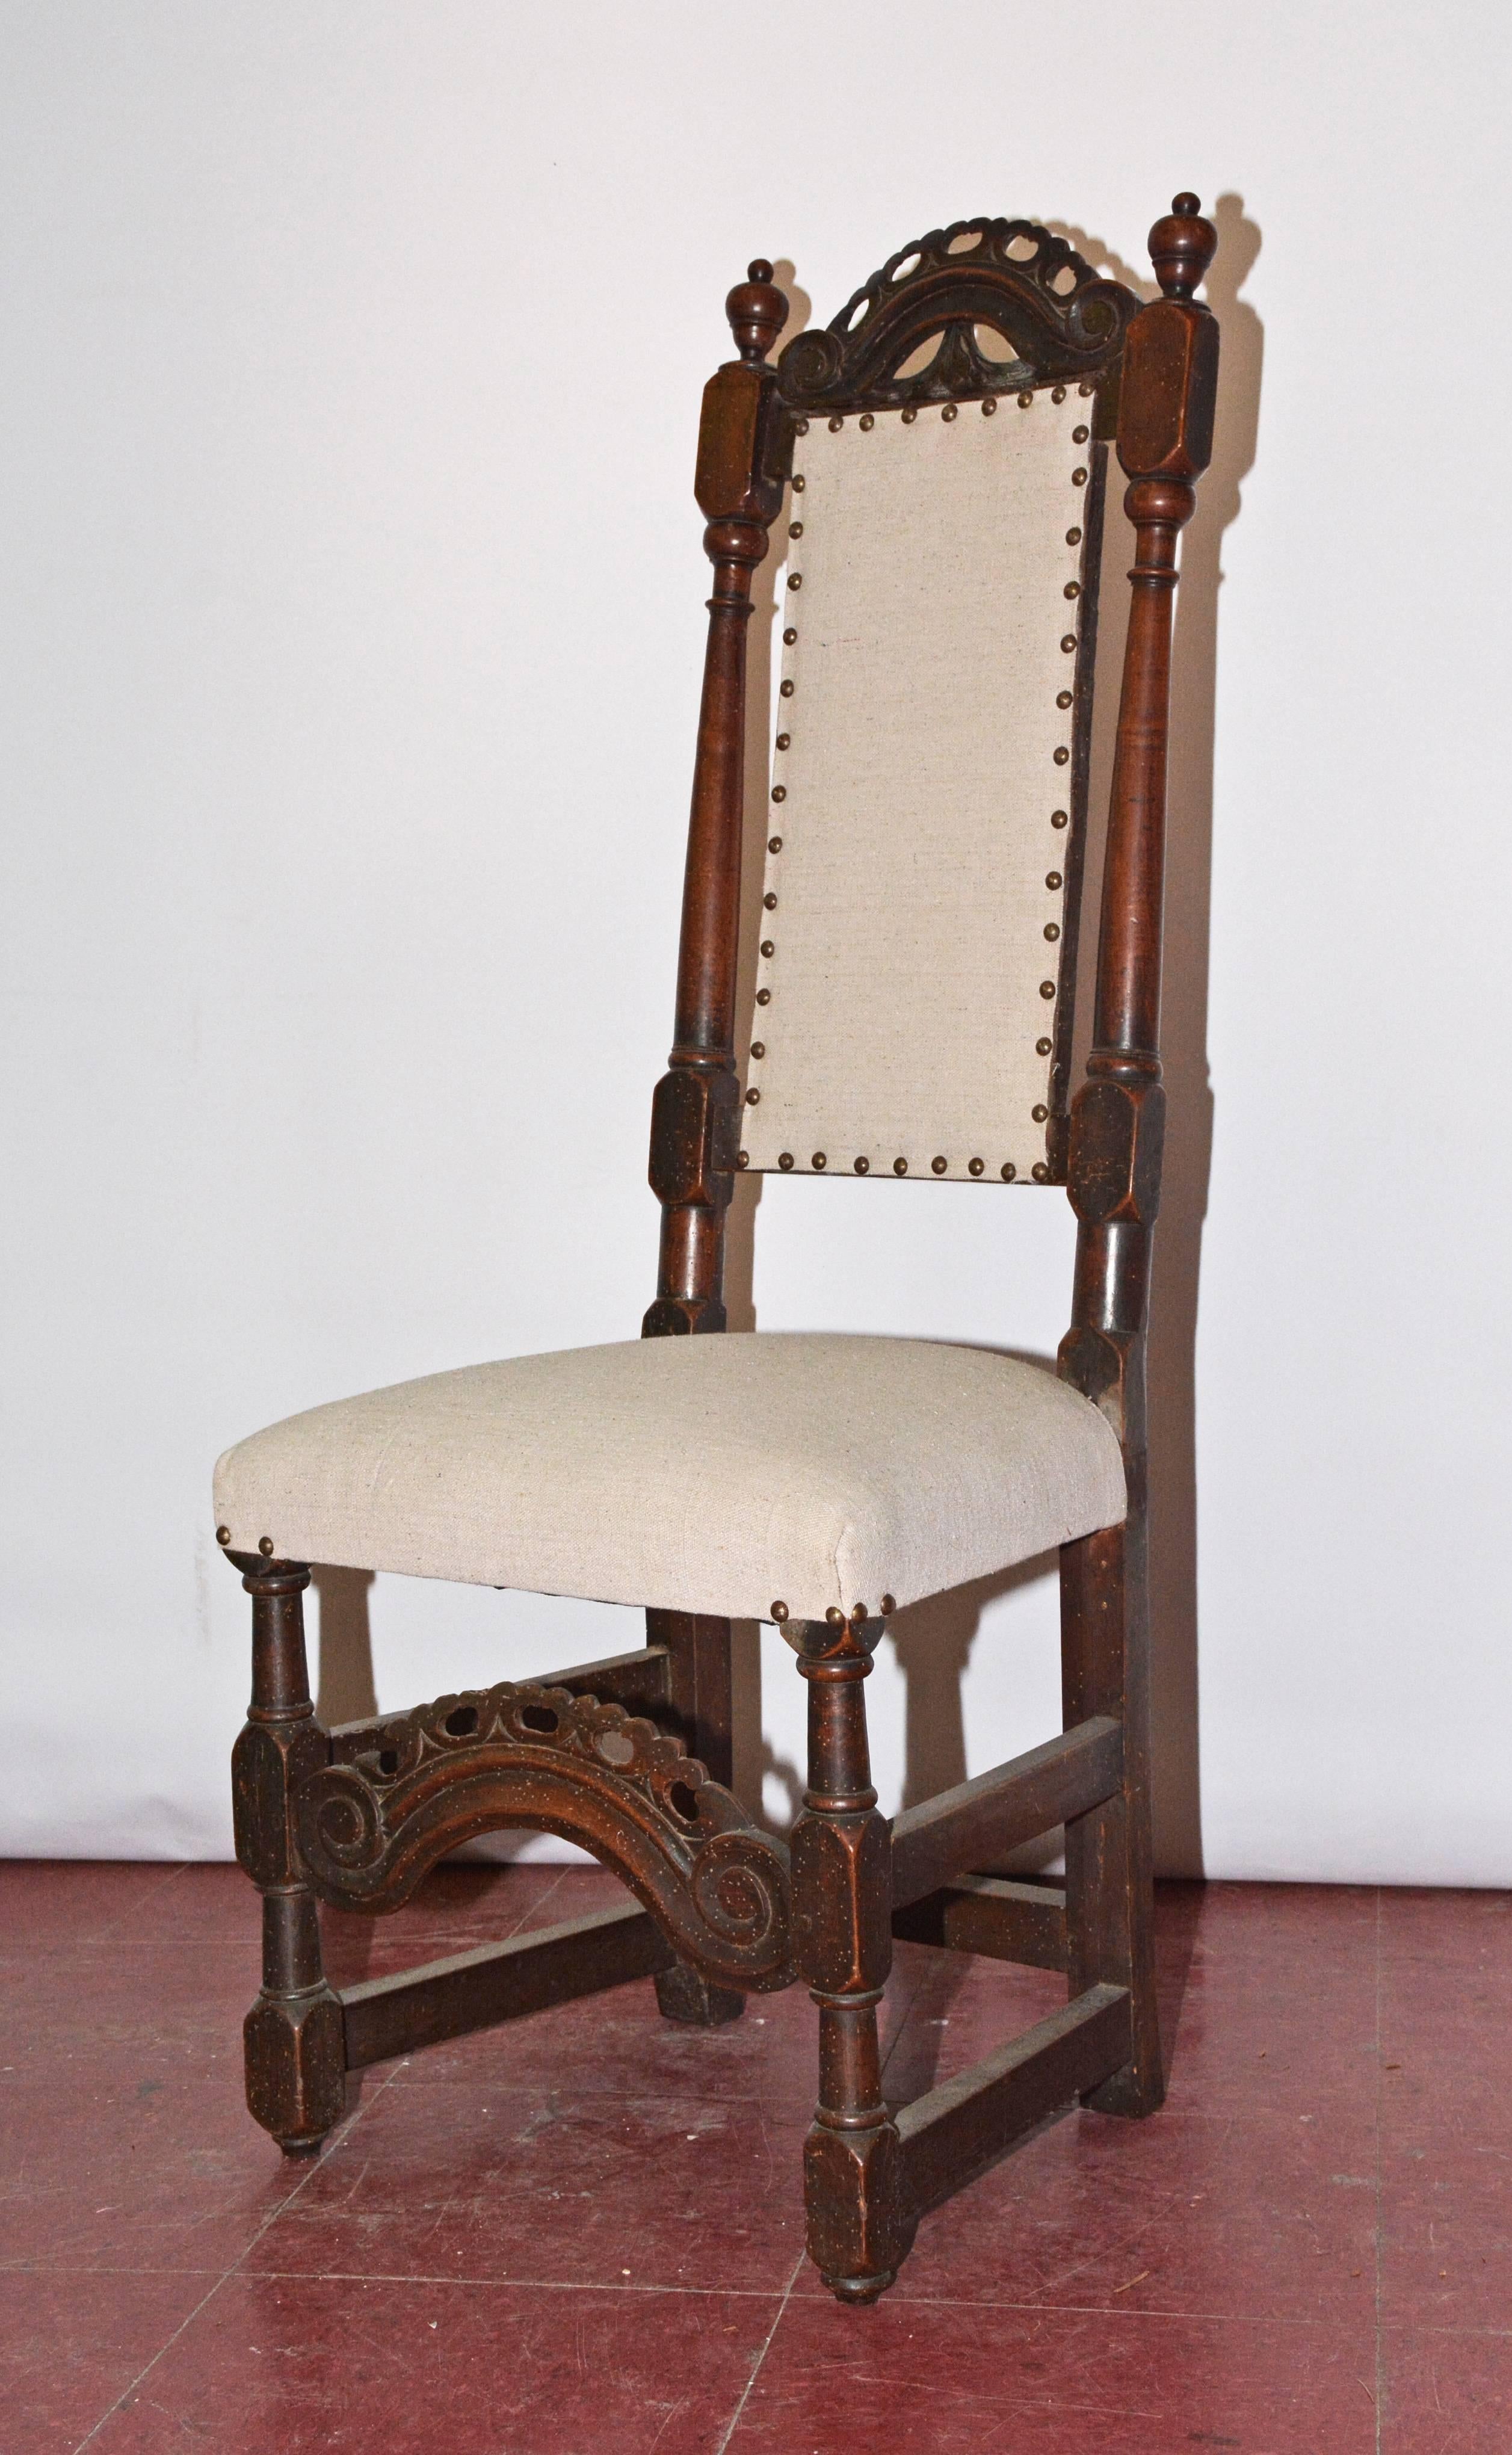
(295, 1679, 794, 1992)
(775, 218, 1139, 416)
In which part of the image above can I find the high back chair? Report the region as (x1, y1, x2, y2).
(215, 195, 1219, 2303)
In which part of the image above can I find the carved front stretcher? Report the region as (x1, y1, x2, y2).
(293, 1677, 794, 1993)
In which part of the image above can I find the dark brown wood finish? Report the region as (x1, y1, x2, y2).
(889, 1717, 1122, 1911)
(639, 264, 789, 2025)
(223, 196, 1220, 2302)
(228, 1553, 345, 2154)
(341, 1904, 674, 2069)
(1057, 194, 1218, 2118)
(791, 1611, 912, 2303)
(892, 1875, 1067, 1971)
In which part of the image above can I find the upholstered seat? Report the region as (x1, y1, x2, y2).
(214, 1332, 1125, 1623)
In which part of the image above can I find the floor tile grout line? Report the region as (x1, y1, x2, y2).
(66, 2058, 410, 2454)
(1373, 1885, 1384, 2453)
(712, 2251, 808, 2454)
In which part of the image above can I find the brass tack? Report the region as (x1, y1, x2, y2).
(1040, 980, 1057, 998)
(941, 403, 958, 421)
(258, 1536, 274, 1557)
(783, 626, 797, 644)
(1052, 808, 1069, 827)
(738, 1150, 749, 1167)
(1079, 380, 1094, 395)
(901, 406, 918, 424)
(1072, 466, 1088, 486)
(860, 412, 875, 431)
(792, 474, 806, 491)
(880, 1594, 896, 1616)
(776, 732, 790, 749)
(764, 891, 778, 909)
(1017, 389, 1034, 407)
(1073, 424, 1090, 443)
(761, 939, 774, 957)
(1032, 1162, 1050, 1182)
(1036, 1036, 1053, 1054)
(1046, 871, 1062, 889)
(215, 1525, 231, 1545)
(1001, 1162, 1017, 1181)
(756, 987, 771, 1004)
(1064, 581, 1081, 599)
(812, 1151, 827, 1169)
(789, 520, 803, 538)
(787, 573, 802, 590)
(750, 1042, 765, 1058)
(745, 1087, 760, 1105)
(780, 679, 795, 696)
(854, 1155, 870, 1173)
(1045, 921, 1061, 940)
(779, 1151, 794, 1170)
(771, 785, 786, 803)
(850, 1602, 869, 1627)
(829, 415, 844, 431)
(1054, 746, 1070, 765)
(826, 1605, 846, 1626)
(768, 835, 782, 853)
(796, 417, 810, 433)
(1057, 690, 1072, 708)
(1052, 384, 1067, 403)
(771, 1599, 790, 1621)
(981, 395, 996, 415)
(1066, 525, 1082, 545)
(893, 1156, 907, 1175)
(968, 1156, 984, 1176)
(1032, 1102, 1049, 1122)
(931, 1155, 948, 1173)
(1061, 634, 1076, 653)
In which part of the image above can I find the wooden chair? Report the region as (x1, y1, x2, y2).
(214, 195, 1219, 2303)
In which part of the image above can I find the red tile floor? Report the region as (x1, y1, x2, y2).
(2, 1861, 1507, 2453)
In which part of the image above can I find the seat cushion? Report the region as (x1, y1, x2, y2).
(213, 1332, 1125, 1624)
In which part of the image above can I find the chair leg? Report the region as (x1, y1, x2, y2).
(649, 1608, 744, 2028)
(229, 1554, 347, 2154)
(1060, 1519, 1164, 2116)
(792, 1615, 911, 2302)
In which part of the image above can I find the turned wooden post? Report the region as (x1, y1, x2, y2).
(1058, 195, 1220, 2116)
(792, 1610, 910, 2301)
(642, 262, 788, 2028)
(229, 1552, 346, 2151)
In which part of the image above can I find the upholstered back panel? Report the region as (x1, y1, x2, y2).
(739, 384, 1100, 1185)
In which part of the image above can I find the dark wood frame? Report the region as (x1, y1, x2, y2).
(224, 197, 1219, 2302)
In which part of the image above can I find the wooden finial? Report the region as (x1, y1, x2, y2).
(726, 259, 788, 363)
(1148, 193, 1217, 301)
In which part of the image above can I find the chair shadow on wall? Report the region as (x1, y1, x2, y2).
(725, 203, 1264, 2074)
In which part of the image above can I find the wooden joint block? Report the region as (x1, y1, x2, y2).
(640, 1293, 726, 1338)
(1117, 298, 1219, 484)
(1067, 1078, 1165, 1226)
(694, 361, 784, 527)
(792, 1810, 893, 1994)
(1057, 1324, 1133, 1439)
(231, 1717, 329, 1889)
(647, 1064, 740, 1208)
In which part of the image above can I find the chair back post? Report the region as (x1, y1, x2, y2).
(1061, 195, 1220, 1441)
(1057, 197, 1218, 2112)
(643, 263, 788, 1337)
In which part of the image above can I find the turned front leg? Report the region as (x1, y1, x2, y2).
(227, 1551, 346, 2152)
(792, 1611, 910, 2302)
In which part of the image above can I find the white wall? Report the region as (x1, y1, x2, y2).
(2, 2, 1508, 1884)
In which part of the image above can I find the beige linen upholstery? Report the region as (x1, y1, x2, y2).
(742, 388, 1094, 1183)
(214, 1333, 1125, 1624)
